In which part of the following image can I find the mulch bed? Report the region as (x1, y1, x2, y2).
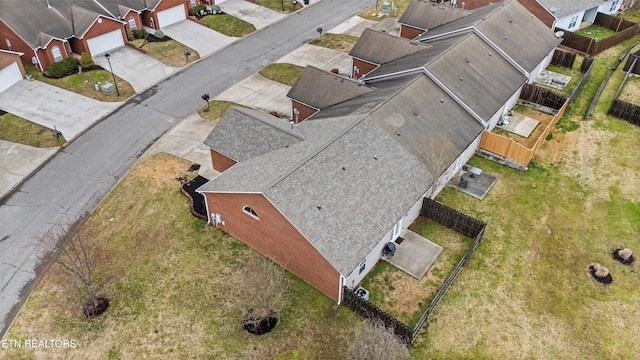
(180, 174, 208, 220)
(611, 248, 635, 265)
(243, 309, 278, 335)
(84, 297, 109, 318)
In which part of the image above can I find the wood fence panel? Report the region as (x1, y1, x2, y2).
(551, 49, 576, 69)
(608, 99, 640, 126)
(479, 131, 534, 166)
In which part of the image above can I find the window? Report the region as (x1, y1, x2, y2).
(568, 15, 578, 29)
(190, 0, 197, 7)
(128, 17, 137, 31)
(243, 206, 259, 219)
(51, 46, 62, 62)
(358, 260, 366, 276)
(5, 39, 12, 51)
(610, 0, 618, 12)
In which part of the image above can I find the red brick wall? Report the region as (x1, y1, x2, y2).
(39, 39, 70, 69)
(141, 10, 155, 29)
(205, 192, 341, 301)
(0, 20, 40, 69)
(351, 58, 378, 78)
(291, 100, 318, 123)
(210, 149, 237, 172)
(0, 52, 26, 77)
(518, 0, 555, 28)
(399, 25, 424, 40)
(151, 0, 188, 29)
(122, 11, 142, 35)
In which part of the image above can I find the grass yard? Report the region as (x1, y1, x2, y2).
(0, 113, 66, 147)
(259, 63, 305, 86)
(309, 33, 359, 53)
(358, 0, 411, 21)
(130, 39, 200, 66)
(254, 0, 302, 13)
(544, 55, 585, 97)
(410, 37, 640, 359)
(576, 25, 616, 40)
(24, 65, 135, 101)
(197, 100, 246, 124)
(199, 14, 256, 37)
(618, 75, 640, 104)
(2, 153, 361, 359)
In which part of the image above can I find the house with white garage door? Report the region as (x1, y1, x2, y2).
(0, 50, 26, 93)
(0, 0, 190, 72)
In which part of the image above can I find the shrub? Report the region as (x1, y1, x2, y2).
(127, 33, 134, 41)
(188, 4, 207, 16)
(618, 248, 632, 261)
(79, 52, 94, 70)
(132, 29, 147, 39)
(594, 264, 609, 278)
(154, 30, 165, 39)
(348, 320, 410, 360)
(45, 57, 79, 78)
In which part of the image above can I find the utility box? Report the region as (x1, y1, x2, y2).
(101, 82, 116, 96)
(381, 1, 392, 14)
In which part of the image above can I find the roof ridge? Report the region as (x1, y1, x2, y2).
(234, 107, 306, 140)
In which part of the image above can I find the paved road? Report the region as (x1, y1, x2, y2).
(0, 0, 375, 337)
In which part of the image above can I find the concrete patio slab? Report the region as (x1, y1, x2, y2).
(276, 44, 352, 75)
(143, 112, 219, 180)
(214, 74, 291, 116)
(218, 0, 286, 30)
(161, 20, 235, 57)
(448, 167, 498, 200)
(93, 46, 176, 93)
(383, 230, 443, 280)
(0, 80, 122, 139)
(0, 141, 59, 198)
(534, 69, 572, 90)
(499, 113, 539, 138)
(328, 15, 378, 37)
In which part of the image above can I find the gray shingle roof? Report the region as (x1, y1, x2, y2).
(203, 107, 305, 163)
(286, 66, 375, 109)
(398, 0, 472, 31)
(349, 28, 428, 65)
(537, 0, 606, 20)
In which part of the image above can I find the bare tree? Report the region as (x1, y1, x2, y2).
(348, 320, 410, 360)
(414, 132, 456, 199)
(229, 255, 292, 334)
(39, 219, 111, 318)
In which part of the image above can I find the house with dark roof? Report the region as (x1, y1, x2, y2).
(0, 50, 27, 93)
(0, 0, 198, 72)
(196, 0, 561, 302)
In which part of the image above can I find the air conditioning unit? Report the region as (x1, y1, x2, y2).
(355, 286, 369, 301)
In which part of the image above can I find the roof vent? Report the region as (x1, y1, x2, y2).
(550, 6, 557, 13)
(342, 166, 346, 170)
(440, 99, 444, 103)
(317, 204, 322, 210)
(374, 155, 378, 160)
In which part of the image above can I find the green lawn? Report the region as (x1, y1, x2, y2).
(0, 112, 66, 147)
(130, 38, 200, 66)
(197, 100, 246, 123)
(576, 25, 616, 40)
(24, 64, 135, 101)
(309, 33, 359, 53)
(358, 0, 410, 21)
(254, 0, 302, 13)
(199, 14, 256, 37)
(259, 63, 305, 86)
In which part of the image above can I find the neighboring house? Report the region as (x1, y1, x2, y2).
(398, 1, 470, 40)
(0, 0, 192, 71)
(0, 50, 26, 93)
(198, 0, 561, 302)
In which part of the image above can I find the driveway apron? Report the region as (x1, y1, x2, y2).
(215, 74, 291, 116)
(0, 80, 122, 139)
(93, 46, 175, 93)
(276, 44, 352, 75)
(161, 20, 235, 57)
(218, 0, 286, 30)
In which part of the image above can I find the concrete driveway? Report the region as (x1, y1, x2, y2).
(276, 44, 352, 75)
(0, 141, 58, 198)
(161, 20, 235, 57)
(328, 15, 378, 37)
(219, 0, 286, 30)
(0, 80, 122, 139)
(93, 46, 175, 93)
(215, 74, 291, 117)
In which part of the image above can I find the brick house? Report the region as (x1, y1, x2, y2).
(197, 0, 561, 302)
(0, 0, 191, 72)
(0, 50, 27, 92)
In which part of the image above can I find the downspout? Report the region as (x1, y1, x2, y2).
(200, 191, 211, 224)
(337, 275, 345, 305)
(34, 51, 43, 72)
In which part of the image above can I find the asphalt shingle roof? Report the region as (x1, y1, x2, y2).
(349, 28, 428, 65)
(537, 0, 607, 20)
(398, 0, 472, 31)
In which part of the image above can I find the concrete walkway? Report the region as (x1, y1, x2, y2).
(143, 113, 219, 180)
(0, 141, 59, 197)
(93, 46, 176, 93)
(276, 44, 352, 75)
(161, 20, 236, 57)
(383, 230, 443, 280)
(0, 80, 122, 139)
(219, 0, 286, 30)
(215, 74, 291, 117)
(328, 15, 378, 37)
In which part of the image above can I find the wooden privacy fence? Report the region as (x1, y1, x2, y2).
(479, 84, 569, 168)
(608, 99, 640, 126)
(342, 286, 414, 346)
(558, 13, 638, 56)
(551, 49, 576, 69)
(411, 199, 485, 343)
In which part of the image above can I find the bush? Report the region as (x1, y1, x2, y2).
(154, 30, 165, 39)
(127, 33, 134, 41)
(79, 52, 94, 70)
(189, 4, 207, 16)
(45, 57, 79, 78)
(132, 29, 147, 39)
(348, 320, 410, 360)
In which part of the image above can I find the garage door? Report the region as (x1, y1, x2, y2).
(0, 62, 22, 93)
(87, 29, 124, 56)
(157, 5, 186, 28)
